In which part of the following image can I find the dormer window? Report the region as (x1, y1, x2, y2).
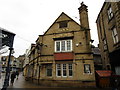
(59, 21, 68, 28)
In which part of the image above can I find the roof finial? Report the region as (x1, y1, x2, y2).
(81, 1, 84, 5)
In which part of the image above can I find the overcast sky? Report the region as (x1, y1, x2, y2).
(0, 0, 105, 57)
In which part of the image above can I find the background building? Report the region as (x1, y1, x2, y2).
(17, 55, 25, 71)
(0, 63, 1, 79)
(1, 55, 23, 73)
(23, 44, 35, 78)
(96, 1, 120, 75)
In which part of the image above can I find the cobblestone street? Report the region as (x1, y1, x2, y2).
(0, 72, 113, 90)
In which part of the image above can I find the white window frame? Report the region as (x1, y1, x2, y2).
(112, 27, 119, 44)
(108, 6, 113, 20)
(62, 64, 67, 77)
(56, 64, 73, 77)
(84, 64, 91, 74)
(61, 40, 66, 51)
(56, 64, 61, 77)
(67, 40, 72, 51)
(55, 40, 72, 52)
(55, 41, 61, 52)
(68, 64, 73, 77)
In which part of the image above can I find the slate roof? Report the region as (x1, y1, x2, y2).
(92, 47, 101, 55)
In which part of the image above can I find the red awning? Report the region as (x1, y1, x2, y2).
(54, 52, 74, 60)
(96, 70, 112, 77)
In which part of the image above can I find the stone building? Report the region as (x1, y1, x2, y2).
(23, 46, 31, 76)
(1, 55, 20, 73)
(23, 44, 36, 79)
(17, 54, 25, 71)
(24, 3, 96, 87)
(96, 1, 120, 75)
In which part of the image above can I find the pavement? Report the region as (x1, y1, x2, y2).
(0, 73, 5, 89)
(0, 72, 113, 90)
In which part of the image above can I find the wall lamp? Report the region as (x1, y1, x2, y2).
(76, 42, 82, 47)
(90, 39, 94, 44)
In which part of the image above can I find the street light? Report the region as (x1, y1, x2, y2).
(0, 28, 15, 90)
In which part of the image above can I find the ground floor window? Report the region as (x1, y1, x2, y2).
(84, 64, 91, 74)
(56, 64, 61, 76)
(56, 64, 73, 77)
(46, 64, 52, 76)
(62, 64, 67, 77)
(115, 66, 120, 75)
(68, 64, 73, 76)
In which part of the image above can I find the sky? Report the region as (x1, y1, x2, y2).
(0, 0, 105, 57)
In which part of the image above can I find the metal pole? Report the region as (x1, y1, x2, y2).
(2, 47, 13, 90)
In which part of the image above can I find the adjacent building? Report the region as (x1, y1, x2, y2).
(96, 1, 120, 75)
(24, 2, 96, 87)
(23, 44, 35, 78)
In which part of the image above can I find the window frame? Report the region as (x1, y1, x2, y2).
(62, 64, 67, 77)
(59, 21, 68, 28)
(56, 64, 61, 77)
(2, 57, 6, 61)
(56, 64, 73, 77)
(68, 64, 73, 77)
(46, 64, 52, 77)
(84, 64, 91, 74)
(103, 39, 107, 51)
(55, 40, 72, 52)
(55, 41, 61, 52)
(112, 27, 119, 44)
(107, 6, 113, 20)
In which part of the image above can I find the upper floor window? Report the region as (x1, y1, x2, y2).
(112, 27, 119, 44)
(103, 39, 107, 51)
(2, 57, 6, 61)
(55, 40, 72, 52)
(108, 6, 113, 20)
(59, 21, 67, 28)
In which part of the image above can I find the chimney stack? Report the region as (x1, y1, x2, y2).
(78, 2, 89, 29)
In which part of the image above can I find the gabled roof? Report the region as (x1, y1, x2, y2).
(44, 12, 80, 35)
